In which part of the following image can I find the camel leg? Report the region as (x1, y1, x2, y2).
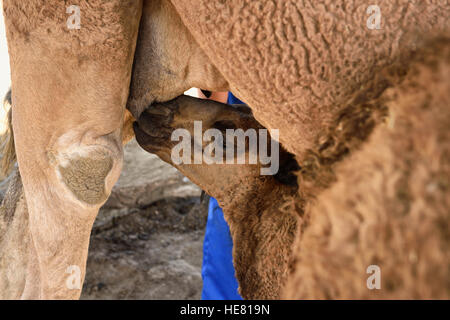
(2, 0, 142, 299)
(134, 96, 301, 299)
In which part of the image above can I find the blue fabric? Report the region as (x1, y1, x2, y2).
(201, 92, 244, 300)
(201, 197, 242, 300)
(227, 93, 244, 105)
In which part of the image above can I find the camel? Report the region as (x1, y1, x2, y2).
(135, 39, 450, 299)
(1, 0, 449, 299)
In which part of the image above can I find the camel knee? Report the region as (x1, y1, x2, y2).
(58, 150, 116, 205)
(47, 133, 123, 208)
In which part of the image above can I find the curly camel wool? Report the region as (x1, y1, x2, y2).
(285, 38, 450, 298)
(170, 0, 449, 157)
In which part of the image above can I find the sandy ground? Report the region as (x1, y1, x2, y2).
(82, 197, 208, 300)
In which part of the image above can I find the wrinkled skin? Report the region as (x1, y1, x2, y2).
(1, 0, 449, 299)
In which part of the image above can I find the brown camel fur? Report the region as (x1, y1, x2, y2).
(0, 0, 449, 299)
(284, 37, 450, 299)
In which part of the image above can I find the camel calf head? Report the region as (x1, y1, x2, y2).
(134, 95, 301, 299)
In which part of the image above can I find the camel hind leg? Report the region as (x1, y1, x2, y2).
(2, 0, 142, 299)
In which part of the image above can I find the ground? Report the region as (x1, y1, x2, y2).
(82, 197, 208, 300)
